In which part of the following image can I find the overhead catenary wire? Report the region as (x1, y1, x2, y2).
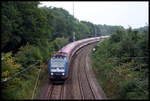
(1, 60, 40, 82)
(101, 55, 149, 94)
(110, 65, 148, 94)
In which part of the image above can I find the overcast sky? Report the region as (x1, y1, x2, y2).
(38, 1, 148, 29)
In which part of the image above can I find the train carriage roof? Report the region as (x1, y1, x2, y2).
(56, 37, 101, 55)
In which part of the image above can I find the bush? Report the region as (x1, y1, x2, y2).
(15, 43, 42, 68)
(91, 28, 149, 99)
(1, 52, 40, 99)
(2, 52, 21, 79)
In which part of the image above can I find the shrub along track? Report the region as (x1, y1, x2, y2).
(36, 43, 107, 100)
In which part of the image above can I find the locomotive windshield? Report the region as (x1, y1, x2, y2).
(51, 61, 65, 67)
(51, 53, 67, 68)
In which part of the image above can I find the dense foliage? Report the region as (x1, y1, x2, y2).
(1, 1, 147, 99)
(92, 27, 149, 99)
(1, 1, 69, 99)
(1, 1, 124, 53)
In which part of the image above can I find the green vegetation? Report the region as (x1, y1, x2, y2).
(1, 1, 148, 99)
(92, 27, 149, 99)
(1, 1, 70, 99)
(1, 52, 40, 99)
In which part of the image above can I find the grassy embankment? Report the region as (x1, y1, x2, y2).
(91, 28, 149, 99)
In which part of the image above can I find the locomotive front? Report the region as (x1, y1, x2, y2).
(49, 53, 68, 81)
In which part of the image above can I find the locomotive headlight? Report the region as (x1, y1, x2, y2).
(51, 73, 53, 75)
(62, 73, 65, 75)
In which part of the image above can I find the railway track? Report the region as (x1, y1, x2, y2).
(36, 43, 107, 99)
(78, 45, 96, 99)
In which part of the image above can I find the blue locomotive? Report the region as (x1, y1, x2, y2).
(49, 53, 68, 81)
(48, 37, 105, 82)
